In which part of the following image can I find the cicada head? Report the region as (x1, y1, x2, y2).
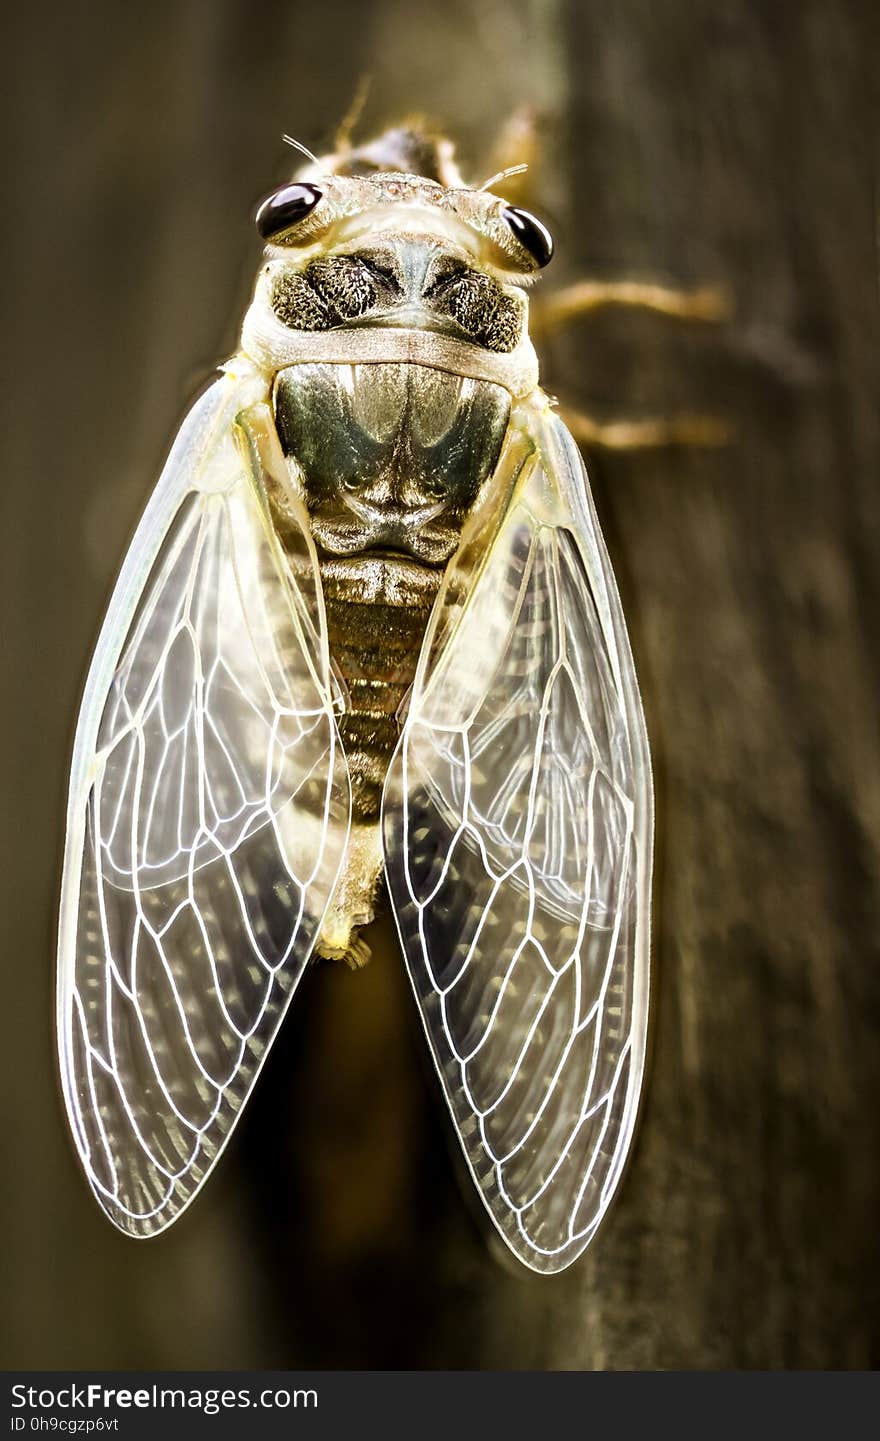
(240, 127, 554, 396)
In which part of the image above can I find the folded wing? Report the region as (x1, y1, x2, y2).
(383, 401, 652, 1272)
(57, 370, 350, 1235)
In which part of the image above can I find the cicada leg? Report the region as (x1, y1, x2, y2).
(558, 407, 731, 450)
(530, 279, 731, 332)
(334, 75, 372, 153)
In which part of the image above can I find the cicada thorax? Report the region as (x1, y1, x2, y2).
(266, 360, 510, 951)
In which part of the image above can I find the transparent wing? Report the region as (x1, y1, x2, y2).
(57, 369, 351, 1236)
(383, 399, 652, 1273)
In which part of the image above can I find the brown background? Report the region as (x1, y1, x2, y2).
(2, 0, 877, 1369)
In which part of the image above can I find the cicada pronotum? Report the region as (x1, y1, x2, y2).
(56, 123, 656, 1274)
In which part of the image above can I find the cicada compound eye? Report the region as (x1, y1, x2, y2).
(501, 206, 554, 268)
(255, 182, 324, 241)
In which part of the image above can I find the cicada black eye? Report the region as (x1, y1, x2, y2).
(502, 206, 554, 268)
(255, 182, 323, 241)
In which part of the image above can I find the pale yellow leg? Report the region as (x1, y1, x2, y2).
(559, 405, 731, 450)
(531, 281, 732, 334)
(334, 76, 372, 153)
(481, 108, 543, 201)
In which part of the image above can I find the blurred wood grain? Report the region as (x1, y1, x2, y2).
(2, 0, 877, 1369)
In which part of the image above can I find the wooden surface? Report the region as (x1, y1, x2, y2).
(2, 0, 877, 1369)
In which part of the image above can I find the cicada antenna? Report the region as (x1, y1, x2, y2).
(281, 134, 322, 167)
(479, 163, 529, 193)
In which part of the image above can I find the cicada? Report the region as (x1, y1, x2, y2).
(56, 125, 653, 1274)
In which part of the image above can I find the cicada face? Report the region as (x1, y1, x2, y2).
(242, 170, 550, 384)
(56, 132, 653, 1275)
